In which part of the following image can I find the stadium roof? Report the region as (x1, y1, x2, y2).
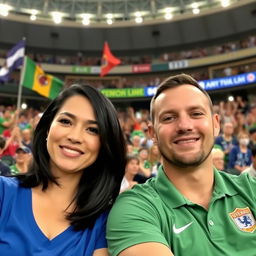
(0, 0, 252, 27)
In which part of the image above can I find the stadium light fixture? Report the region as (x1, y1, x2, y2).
(51, 12, 63, 24)
(221, 0, 230, 7)
(0, 4, 11, 17)
(192, 8, 200, 14)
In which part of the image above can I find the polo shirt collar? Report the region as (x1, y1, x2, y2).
(155, 166, 237, 209)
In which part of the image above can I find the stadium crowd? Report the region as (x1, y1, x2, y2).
(1, 94, 256, 189)
(0, 34, 255, 67)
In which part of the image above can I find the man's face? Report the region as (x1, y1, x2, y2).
(149, 85, 220, 168)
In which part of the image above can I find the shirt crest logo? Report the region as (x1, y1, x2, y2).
(229, 207, 256, 233)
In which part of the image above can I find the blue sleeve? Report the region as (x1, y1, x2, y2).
(95, 212, 108, 250)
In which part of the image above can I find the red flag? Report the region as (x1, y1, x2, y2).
(100, 42, 121, 77)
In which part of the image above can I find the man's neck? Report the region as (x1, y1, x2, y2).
(163, 160, 215, 209)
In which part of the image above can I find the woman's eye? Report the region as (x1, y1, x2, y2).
(58, 118, 71, 125)
(87, 127, 99, 134)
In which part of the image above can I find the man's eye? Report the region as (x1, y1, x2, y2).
(162, 116, 175, 122)
(192, 112, 203, 117)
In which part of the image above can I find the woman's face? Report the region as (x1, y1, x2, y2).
(126, 159, 140, 176)
(47, 95, 101, 177)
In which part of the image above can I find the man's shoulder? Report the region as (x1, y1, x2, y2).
(219, 170, 256, 190)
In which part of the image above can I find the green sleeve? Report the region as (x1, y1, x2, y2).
(106, 189, 170, 256)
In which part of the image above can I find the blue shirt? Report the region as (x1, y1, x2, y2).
(228, 146, 252, 169)
(0, 176, 107, 256)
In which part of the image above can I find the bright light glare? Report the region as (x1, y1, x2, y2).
(135, 16, 143, 23)
(21, 103, 27, 110)
(228, 96, 234, 102)
(192, 8, 200, 14)
(135, 12, 142, 17)
(52, 12, 62, 24)
(106, 13, 113, 19)
(0, 4, 10, 16)
(165, 13, 173, 20)
(191, 2, 198, 9)
(107, 18, 113, 25)
(221, 0, 230, 7)
(30, 14, 36, 21)
(82, 18, 90, 25)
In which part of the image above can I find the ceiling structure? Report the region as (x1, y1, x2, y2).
(0, 0, 252, 27)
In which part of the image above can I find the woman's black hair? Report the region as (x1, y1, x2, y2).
(17, 84, 127, 230)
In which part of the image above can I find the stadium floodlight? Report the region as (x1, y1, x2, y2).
(135, 16, 143, 23)
(221, 0, 230, 8)
(106, 13, 113, 19)
(21, 103, 27, 110)
(191, 3, 198, 9)
(164, 13, 173, 20)
(107, 18, 113, 25)
(51, 12, 63, 24)
(0, 4, 11, 17)
(192, 8, 200, 14)
(30, 14, 36, 21)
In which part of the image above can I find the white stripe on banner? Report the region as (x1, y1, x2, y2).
(6, 47, 25, 68)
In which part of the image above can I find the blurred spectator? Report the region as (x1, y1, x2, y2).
(0, 109, 18, 135)
(228, 132, 252, 173)
(120, 155, 140, 193)
(248, 127, 256, 150)
(10, 146, 32, 174)
(212, 148, 225, 171)
(243, 145, 256, 177)
(138, 147, 151, 178)
(0, 136, 11, 176)
(246, 104, 256, 129)
(148, 144, 161, 176)
(215, 122, 238, 167)
(234, 111, 247, 136)
(17, 112, 31, 131)
(21, 128, 33, 151)
(1, 126, 23, 166)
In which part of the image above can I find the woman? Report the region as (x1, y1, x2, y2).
(0, 84, 126, 256)
(120, 155, 140, 193)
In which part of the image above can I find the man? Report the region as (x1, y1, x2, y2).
(107, 74, 256, 256)
(0, 108, 18, 135)
(211, 147, 225, 171)
(243, 145, 256, 177)
(215, 122, 238, 167)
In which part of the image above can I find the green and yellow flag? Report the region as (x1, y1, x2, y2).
(20, 56, 64, 99)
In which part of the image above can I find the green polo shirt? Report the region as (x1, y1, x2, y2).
(107, 167, 256, 256)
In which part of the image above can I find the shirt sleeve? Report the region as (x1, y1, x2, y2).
(107, 190, 169, 256)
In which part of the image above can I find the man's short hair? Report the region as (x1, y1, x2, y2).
(150, 73, 213, 122)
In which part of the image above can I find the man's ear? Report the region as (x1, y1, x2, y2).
(213, 114, 220, 137)
(148, 122, 157, 144)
